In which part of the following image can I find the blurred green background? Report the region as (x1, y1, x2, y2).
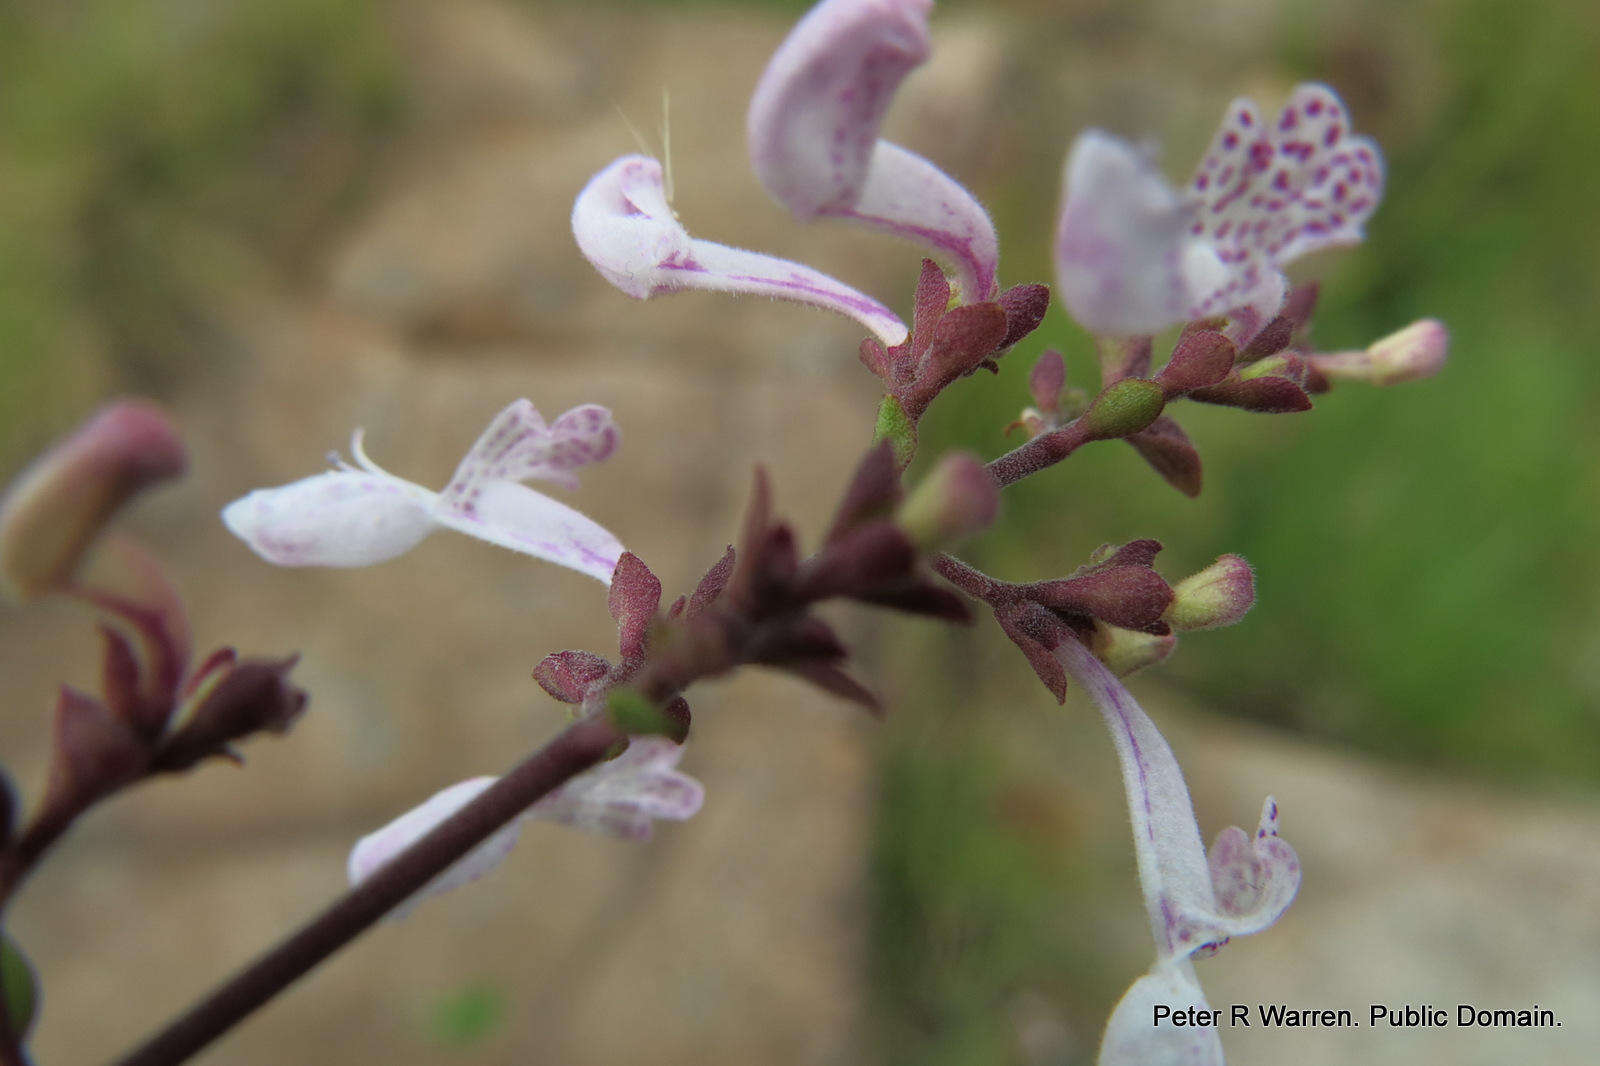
(1, 0, 1595, 1064)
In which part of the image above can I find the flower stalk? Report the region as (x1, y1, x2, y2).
(110, 713, 627, 1066)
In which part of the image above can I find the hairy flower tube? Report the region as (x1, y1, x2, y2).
(347, 738, 704, 916)
(1056, 83, 1383, 339)
(572, 153, 909, 346)
(222, 400, 624, 584)
(747, 0, 1000, 302)
(1053, 636, 1301, 1066)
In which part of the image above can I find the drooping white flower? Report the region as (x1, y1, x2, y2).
(1052, 635, 1301, 1066)
(1056, 84, 1383, 339)
(746, 0, 999, 302)
(347, 738, 704, 917)
(572, 154, 910, 347)
(223, 400, 624, 584)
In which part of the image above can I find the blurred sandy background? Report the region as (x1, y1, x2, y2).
(0, 0, 1596, 1064)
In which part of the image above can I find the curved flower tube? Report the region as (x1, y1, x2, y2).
(1056, 84, 1383, 339)
(223, 400, 624, 584)
(1053, 636, 1301, 1065)
(572, 154, 909, 347)
(747, 0, 999, 302)
(347, 738, 704, 917)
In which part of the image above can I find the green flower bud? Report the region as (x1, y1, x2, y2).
(1164, 554, 1255, 631)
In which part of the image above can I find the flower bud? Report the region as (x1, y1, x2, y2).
(1308, 318, 1448, 386)
(1164, 554, 1255, 631)
(1089, 621, 1177, 676)
(0, 400, 186, 601)
(1029, 349, 1066, 414)
(896, 452, 999, 551)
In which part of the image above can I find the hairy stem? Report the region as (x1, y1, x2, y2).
(986, 421, 1090, 488)
(110, 713, 625, 1066)
(930, 554, 1013, 605)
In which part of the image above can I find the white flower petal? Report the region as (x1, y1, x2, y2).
(573, 154, 909, 347)
(825, 141, 999, 302)
(1099, 959, 1225, 1066)
(746, 0, 933, 219)
(347, 776, 523, 918)
(1055, 131, 1198, 337)
(221, 470, 437, 567)
(532, 737, 705, 840)
(432, 479, 623, 584)
(745, 0, 996, 301)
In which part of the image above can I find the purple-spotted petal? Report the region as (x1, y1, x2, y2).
(1099, 959, 1225, 1066)
(747, 0, 932, 219)
(222, 470, 437, 567)
(1057, 85, 1382, 337)
(1053, 636, 1300, 959)
(347, 776, 522, 918)
(822, 141, 999, 302)
(1207, 798, 1299, 929)
(1190, 85, 1383, 271)
(532, 736, 704, 840)
(431, 479, 623, 585)
(572, 154, 908, 346)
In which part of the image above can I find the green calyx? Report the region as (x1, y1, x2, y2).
(1084, 378, 1164, 439)
(873, 394, 917, 469)
(606, 689, 674, 737)
(1238, 355, 1291, 381)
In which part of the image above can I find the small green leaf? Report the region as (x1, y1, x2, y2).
(428, 983, 505, 1047)
(1, 932, 37, 1041)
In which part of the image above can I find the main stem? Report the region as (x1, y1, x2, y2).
(111, 713, 625, 1066)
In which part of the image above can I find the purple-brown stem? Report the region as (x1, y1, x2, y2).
(109, 713, 625, 1066)
(986, 421, 1091, 488)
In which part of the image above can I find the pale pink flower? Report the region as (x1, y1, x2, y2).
(347, 738, 704, 917)
(223, 400, 623, 584)
(572, 154, 910, 347)
(747, 0, 999, 302)
(1053, 636, 1300, 1066)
